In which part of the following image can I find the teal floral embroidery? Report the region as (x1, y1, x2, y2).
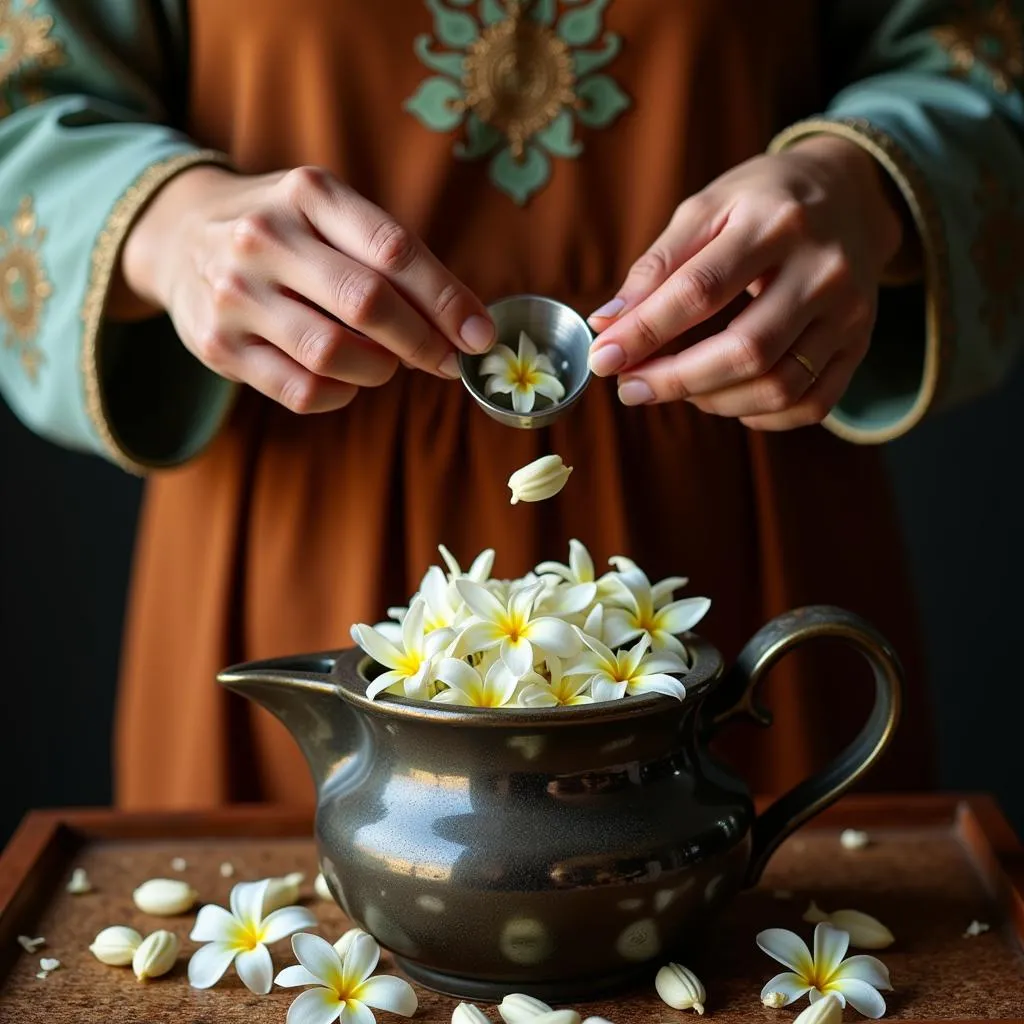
(404, 0, 630, 204)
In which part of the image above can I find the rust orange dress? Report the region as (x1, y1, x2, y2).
(113, 0, 938, 808)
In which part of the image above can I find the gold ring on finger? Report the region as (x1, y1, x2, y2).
(788, 350, 818, 384)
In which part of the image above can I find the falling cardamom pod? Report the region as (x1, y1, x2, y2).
(508, 455, 573, 504)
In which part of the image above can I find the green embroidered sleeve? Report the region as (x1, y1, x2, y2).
(771, 0, 1024, 443)
(0, 0, 234, 473)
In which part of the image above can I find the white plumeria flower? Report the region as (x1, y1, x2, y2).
(351, 598, 452, 700)
(480, 331, 565, 413)
(565, 632, 688, 702)
(518, 656, 594, 707)
(536, 540, 627, 606)
(454, 579, 580, 675)
(433, 656, 521, 708)
(534, 579, 598, 619)
(602, 566, 709, 658)
(438, 544, 495, 584)
(188, 879, 316, 995)
(757, 923, 893, 1019)
(607, 556, 690, 608)
(582, 602, 605, 643)
(275, 931, 417, 1024)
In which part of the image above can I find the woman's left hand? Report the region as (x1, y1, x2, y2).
(586, 135, 908, 430)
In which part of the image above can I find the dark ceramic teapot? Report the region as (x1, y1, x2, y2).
(218, 605, 901, 1000)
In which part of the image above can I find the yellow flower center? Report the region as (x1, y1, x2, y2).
(396, 651, 424, 676)
(514, 364, 538, 389)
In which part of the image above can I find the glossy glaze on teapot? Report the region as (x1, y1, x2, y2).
(219, 605, 902, 999)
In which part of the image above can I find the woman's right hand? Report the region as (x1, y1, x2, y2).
(119, 165, 494, 413)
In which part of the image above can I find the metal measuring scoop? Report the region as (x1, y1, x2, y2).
(458, 294, 594, 429)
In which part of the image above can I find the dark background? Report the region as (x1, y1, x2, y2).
(1, 367, 1023, 846)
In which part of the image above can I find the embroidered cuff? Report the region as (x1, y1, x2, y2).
(769, 116, 947, 445)
(82, 149, 238, 474)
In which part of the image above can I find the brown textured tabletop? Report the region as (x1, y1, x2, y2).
(1, 797, 1022, 1023)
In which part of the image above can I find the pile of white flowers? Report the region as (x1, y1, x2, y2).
(350, 541, 711, 709)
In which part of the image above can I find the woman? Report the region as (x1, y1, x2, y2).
(1, 0, 1021, 807)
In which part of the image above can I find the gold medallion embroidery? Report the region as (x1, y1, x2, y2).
(460, 6, 578, 159)
(0, 0, 65, 115)
(933, 0, 1024, 94)
(0, 196, 52, 381)
(971, 168, 1024, 347)
(405, 0, 630, 205)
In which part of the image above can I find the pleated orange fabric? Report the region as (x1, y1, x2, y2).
(115, 0, 935, 809)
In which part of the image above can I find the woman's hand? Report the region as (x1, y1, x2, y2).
(587, 136, 908, 430)
(119, 165, 494, 413)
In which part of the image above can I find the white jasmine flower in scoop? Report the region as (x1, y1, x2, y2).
(508, 455, 573, 504)
(481, 331, 564, 413)
(566, 632, 688, 702)
(351, 597, 451, 701)
(455, 579, 580, 675)
(607, 556, 690, 608)
(188, 878, 315, 994)
(538, 540, 627, 606)
(603, 566, 709, 658)
(433, 656, 520, 708)
(275, 931, 417, 1024)
(756, 922, 892, 1018)
(519, 656, 594, 707)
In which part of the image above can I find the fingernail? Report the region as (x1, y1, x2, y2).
(439, 352, 461, 379)
(589, 344, 627, 377)
(460, 314, 495, 353)
(618, 379, 655, 406)
(588, 297, 626, 321)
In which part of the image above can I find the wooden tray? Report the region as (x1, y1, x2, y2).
(1, 795, 1022, 1023)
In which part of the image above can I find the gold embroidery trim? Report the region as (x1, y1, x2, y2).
(0, 195, 51, 381)
(769, 118, 953, 445)
(81, 149, 234, 475)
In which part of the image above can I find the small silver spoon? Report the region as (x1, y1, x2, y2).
(458, 294, 593, 429)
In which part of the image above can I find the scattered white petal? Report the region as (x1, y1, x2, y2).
(18, 936, 45, 953)
(803, 902, 894, 949)
(792, 993, 844, 1024)
(498, 993, 553, 1024)
(840, 829, 870, 850)
(35, 971, 49, 980)
(170, 857, 187, 872)
(219, 862, 235, 878)
(314, 872, 332, 901)
(39, 958, 60, 972)
(964, 920, 990, 938)
(66, 867, 92, 894)
(762, 991, 787, 1008)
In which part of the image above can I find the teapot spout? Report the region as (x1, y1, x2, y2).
(217, 652, 361, 796)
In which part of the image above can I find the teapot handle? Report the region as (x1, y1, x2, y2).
(701, 605, 903, 886)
